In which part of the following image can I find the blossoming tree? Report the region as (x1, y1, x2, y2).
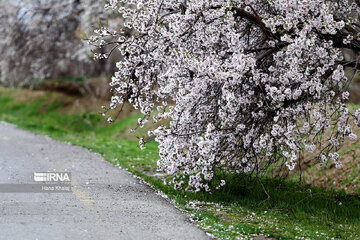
(92, 0, 360, 191)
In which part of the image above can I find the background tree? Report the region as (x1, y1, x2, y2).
(0, 0, 117, 87)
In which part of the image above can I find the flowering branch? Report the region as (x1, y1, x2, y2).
(93, 0, 360, 192)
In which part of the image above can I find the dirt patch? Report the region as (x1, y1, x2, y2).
(40, 77, 111, 100)
(0, 86, 46, 102)
(280, 129, 360, 194)
(0, 85, 119, 115)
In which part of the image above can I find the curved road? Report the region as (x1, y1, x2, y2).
(0, 122, 209, 240)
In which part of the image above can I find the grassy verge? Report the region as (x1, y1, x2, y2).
(0, 87, 359, 240)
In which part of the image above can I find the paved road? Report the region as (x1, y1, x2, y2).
(0, 122, 209, 240)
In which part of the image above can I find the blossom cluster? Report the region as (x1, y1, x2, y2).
(93, 0, 360, 191)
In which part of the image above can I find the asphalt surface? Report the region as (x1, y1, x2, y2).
(0, 122, 209, 240)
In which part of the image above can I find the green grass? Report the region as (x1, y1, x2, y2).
(0, 87, 359, 240)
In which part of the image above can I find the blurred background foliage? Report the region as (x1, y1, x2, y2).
(0, 0, 123, 92)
